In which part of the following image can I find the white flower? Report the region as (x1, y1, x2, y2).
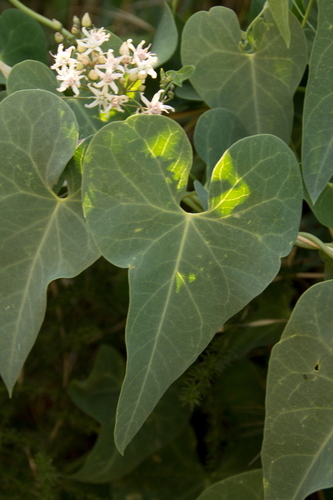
(56, 66, 85, 96)
(77, 27, 110, 55)
(85, 85, 128, 116)
(93, 65, 124, 94)
(51, 44, 76, 71)
(128, 40, 157, 65)
(139, 89, 175, 115)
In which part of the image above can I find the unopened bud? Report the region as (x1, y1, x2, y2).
(88, 69, 98, 80)
(76, 62, 84, 70)
(167, 91, 174, 99)
(77, 41, 86, 52)
(119, 40, 131, 56)
(52, 19, 62, 31)
(71, 26, 80, 35)
(129, 71, 138, 81)
(139, 85, 146, 92)
(138, 70, 147, 80)
(97, 55, 106, 64)
(82, 12, 92, 28)
(54, 32, 64, 43)
(72, 16, 80, 29)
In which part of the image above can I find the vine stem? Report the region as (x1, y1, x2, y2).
(296, 232, 333, 260)
(301, 0, 316, 28)
(8, 0, 73, 40)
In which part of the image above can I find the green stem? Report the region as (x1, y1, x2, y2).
(296, 232, 333, 260)
(8, 0, 73, 40)
(301, 0, 316, 28)
(171, 0, 178, 16)
(182, 193, 203, 212)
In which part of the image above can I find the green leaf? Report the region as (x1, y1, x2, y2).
(112, 428, 206, 500)
(195, 470, 263, 500)
(194, 108, 248, 183)
(68, 345, 191, 483)
(151, 1, 178, 66)
(82, 114, 303, 453)
(164, 65, 195, 87)
(262, 280, 333, 500)
(7, 60, 59, 94)
(305, 182, 333, 229)
(0, 89, 100, 393)
(302, 0, 333, 203)
(181, 8, 307, 142)
(268, 0, 291, 47)
(0, 10, 47, 68)
(6, 60, 106, 139)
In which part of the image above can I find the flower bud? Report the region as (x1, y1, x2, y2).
(129, 71, 138, 81)
(88, 69, 98, 80)
(139, 85, 146, 92)
(82, 12, 92, 28)
(52, 19, 62, 31)
(54, 32, 64, 44)
(72, 16, 80, 29)
(71, 26, 80, 36)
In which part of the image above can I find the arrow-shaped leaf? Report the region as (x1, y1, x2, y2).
(0, 89, 100, 393)
(181, 7, 307, 142)
(262, 280, 333, 500)
(82, 115, 303, 453)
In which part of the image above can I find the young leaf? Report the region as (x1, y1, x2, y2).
(181, 7, 307, 143)
(302, 0, 333, 203)
(262, 280, 333, 500)
(82, 114, 303, 453)
(0, 90, 100, 393)
(195, 469, 263, 500)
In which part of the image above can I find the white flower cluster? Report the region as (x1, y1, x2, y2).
(51, 27, 174, 117)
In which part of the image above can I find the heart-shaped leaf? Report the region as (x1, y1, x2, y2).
(82, 114, 303, 453)
(195, 470, 263, 500)
(0, 89, 100, 393)
(181, 7, 307, 142)
(302, 0, 333, 203)
(262, 280, 333, 500)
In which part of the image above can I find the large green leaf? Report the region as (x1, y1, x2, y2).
(151, 1, 178, 66)
(195, 470, 263, 500)
(181, 8, 307, 142)
(0, 10, 47, 73)
(262, 280, 333, 500)
(268, 0, 290, 47)
(82, 114, 303, 453)
(302, 0, 333, 203)
(0, 89, 100, 393)
(6, 60, 106, 139)
(68, 345, 190, 483)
